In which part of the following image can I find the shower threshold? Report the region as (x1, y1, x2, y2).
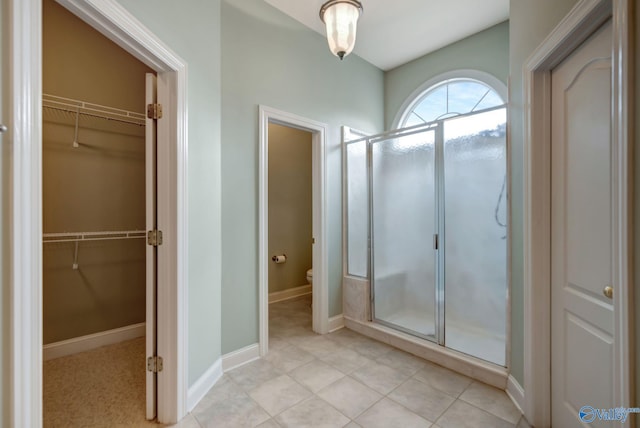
(344, 316, 508, 390)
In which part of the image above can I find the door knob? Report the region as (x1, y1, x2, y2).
(0, 124, 7, 133)
(603, 286, 613, 299)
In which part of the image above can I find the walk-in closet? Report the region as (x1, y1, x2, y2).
(42, 0, 155, 425)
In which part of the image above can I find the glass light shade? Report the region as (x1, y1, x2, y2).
(320, 1, 362, 60)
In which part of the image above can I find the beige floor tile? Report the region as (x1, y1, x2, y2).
(290, 360, 345, 392)
(351, 360, 411, 395)
(436, 400, 515, 428)
(355, 398, 432, 428)
(349, 336, 395, 358)
(167, 413, 201, 428)
(192, 393, 270, 428)
(272, 324, 317, 341)
(248, 374, 312, 416)
(374, 348, 427, 377)
(317, 376, 383, 419)
(264, 343, 316, 373)
(388, 378, 456, 422)
(255, 419, 281, 428)
(345, 422, 363, 428)
(193, 375, 245, 412)
(268, 332, 292, 347)
(319, 347, 374, 374)
(274, 397, 350, 428)
(290, 335, 344, 358)
(459, 381, 522, 424)
(227, 359, 283, 391)
(413, 362, 473, 397)
(326, 327, 371, 347)
(517, 417, 532, 428)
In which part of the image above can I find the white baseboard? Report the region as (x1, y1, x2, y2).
(43, 323, 145, 361)
(187, 358, 223, 412)
(269, 284, 312, 304)
(329, 314, 344, 332)
(222, 343, 260, 372)
(506, 374, 525, 415)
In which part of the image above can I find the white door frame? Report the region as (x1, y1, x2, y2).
(9, 0, 189, 425)
(522, 0, 633, 426)
(258, 105, 329, 356)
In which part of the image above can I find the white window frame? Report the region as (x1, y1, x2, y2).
(392, 69, 508, 130)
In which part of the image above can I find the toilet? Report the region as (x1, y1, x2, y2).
(306, 268, 313, 285)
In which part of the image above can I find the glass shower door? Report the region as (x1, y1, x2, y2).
(371, 128, 438, 340)
(443, 108, 507, 365)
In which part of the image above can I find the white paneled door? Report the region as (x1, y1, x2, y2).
(551, 20, 614, 427)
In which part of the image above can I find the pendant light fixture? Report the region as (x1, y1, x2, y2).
(319, 0, 363, 60)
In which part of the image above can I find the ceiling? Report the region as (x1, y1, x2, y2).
(263, 0, 509, 71)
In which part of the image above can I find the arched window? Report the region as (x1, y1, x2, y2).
(395, 70, 507, 129)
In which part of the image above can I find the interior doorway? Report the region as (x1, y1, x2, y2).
(8, 0, 189, 425)
(550, 19, 614, 427)
(267, 123, 314, 337)
(41, 1, 157, 423)
(522, 1, 633, 425)
(258, 106, 329, 356)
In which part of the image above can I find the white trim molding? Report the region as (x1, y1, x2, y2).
(9, 1, 43, 427)
(187, 358, 223, 412)
(391, 69, 508, 129)
(222, 344, 260, 372)
(269, 285, 312, 304)
(43, 323, 146, 361)
(329, 315, 345, 333)
(11, 0, 190, 424)
(345, 317, 508, 389)
(522, 0, 633, 426)
(506, 375, 525, 416)
(258, 106, 330, 357)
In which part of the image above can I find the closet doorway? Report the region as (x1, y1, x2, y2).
(42, 0, 159, 423)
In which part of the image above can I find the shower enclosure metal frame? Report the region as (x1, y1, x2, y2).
(344, 104, 508, 366)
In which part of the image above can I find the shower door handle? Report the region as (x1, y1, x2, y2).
(433, 234, 439, 250)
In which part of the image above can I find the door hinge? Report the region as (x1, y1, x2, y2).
(147, 356, 163, 373)
(148, 230, 163, 247)
(147, 103, 163, 120)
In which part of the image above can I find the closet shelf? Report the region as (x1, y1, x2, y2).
(43, 230, 147, 244)
(43, 93, 146, 127)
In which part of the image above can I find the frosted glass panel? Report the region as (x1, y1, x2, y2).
(372, 130, 436, 339)
(443, 108, 507, 365)
(346, 140, 368, 277)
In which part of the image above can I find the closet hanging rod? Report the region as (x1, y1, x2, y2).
(43, 93, 146, 127)
(43, 229, 147, 244)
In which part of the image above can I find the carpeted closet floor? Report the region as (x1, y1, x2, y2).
(43, 337, 157, 427)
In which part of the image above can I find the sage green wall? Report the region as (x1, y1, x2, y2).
(268, 124, 313, 295)
(508, 0, 579, 385)
(384, 21, 509, 129)
(113, 0, 222, 385)
(0, 0, 6, 423)
(221, 0, 383, 353)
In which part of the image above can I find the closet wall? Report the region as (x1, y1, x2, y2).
(42, 0, 154, 344)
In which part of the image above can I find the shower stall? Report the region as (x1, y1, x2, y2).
(344, 106, 507, 366)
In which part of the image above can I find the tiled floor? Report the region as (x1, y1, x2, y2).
(191, 295, 530, 428)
